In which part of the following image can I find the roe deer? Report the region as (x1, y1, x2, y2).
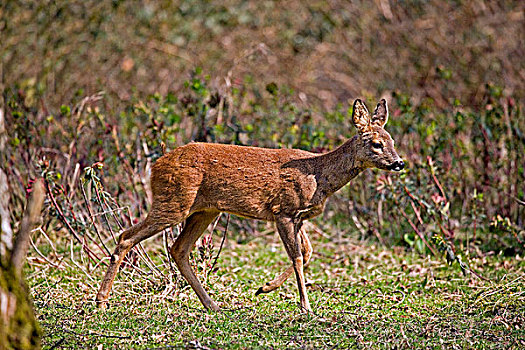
(96, 98, 404, 312)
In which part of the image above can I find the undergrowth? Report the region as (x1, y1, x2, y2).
(6, 78, 523, 348)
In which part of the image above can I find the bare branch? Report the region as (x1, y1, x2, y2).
(11, 179, 45, 273)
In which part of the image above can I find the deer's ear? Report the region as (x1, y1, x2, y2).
(371, 99, 388, 127)
(352, 99, 371, 133)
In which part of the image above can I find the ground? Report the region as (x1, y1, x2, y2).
(26, 229, 524, 349)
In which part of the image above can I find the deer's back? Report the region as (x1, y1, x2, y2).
(150, 143, 315, 220)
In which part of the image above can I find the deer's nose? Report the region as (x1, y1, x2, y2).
(389, 160, 405, 171)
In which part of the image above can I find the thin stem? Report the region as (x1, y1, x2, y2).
(210, 214, 230, 276)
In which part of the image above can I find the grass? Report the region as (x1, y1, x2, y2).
(26, 228, 524, 349)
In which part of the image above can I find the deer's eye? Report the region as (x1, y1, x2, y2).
(372, 142, 382, 149)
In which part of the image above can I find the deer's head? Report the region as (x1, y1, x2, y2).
(352, 99, 404, 172)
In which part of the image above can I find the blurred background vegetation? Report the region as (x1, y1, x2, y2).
(1, 0, 524, 268)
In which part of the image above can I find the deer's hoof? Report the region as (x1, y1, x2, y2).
(206, 302, 220, 312)
(255, 283, 273, 296)
(96, 298, 109, 309)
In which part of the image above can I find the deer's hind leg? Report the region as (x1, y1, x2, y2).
(96, 207, 184, 308)
(255, 227, 312, 295)
(170, 210, 220, 311)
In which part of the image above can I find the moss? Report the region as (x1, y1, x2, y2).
(0, 262, 42, 350)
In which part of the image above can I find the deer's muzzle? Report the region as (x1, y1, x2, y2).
(387, 160, 405, 171)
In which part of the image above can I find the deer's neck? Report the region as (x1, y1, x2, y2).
(315, 135, 365, 195)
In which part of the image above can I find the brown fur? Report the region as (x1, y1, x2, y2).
(96, 99, 404, 312)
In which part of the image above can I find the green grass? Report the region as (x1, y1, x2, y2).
(26, 232, 524, 349)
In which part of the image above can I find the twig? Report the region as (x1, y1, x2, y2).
(391, 189, 439, 256)
(427, 156, 447, 203)
(29, 234, 63, 268)
(93, 181, 116, 242)
(101, 195, 126, 233)
(48, 337, 65, 350)
(134, 242, 164, 277)
(399, 206, 438, 256)
(88, 206, 130, 221)
(69, 239, 96, 282)
(44, 178, 103, 264)
(80, 182, 111, 256)
(459, 259, 491, 282)
(387, 290, 406, 310)
(514, 196, 525, 206)
(35, 227, 59, 256)
(210, 214, 230, 274)
(403, 186, 424, 225)
(61, 327, 131, 339)
(163, 229, 176, 275)
(33, 276, 65, 301)
(348, 203, 366, 236)
(304, 221, 330, 239)
(409, 200, 424, 225)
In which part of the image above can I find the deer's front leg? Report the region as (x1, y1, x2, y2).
(255, 227, 312, 295)
(275, 216, 312, 312)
